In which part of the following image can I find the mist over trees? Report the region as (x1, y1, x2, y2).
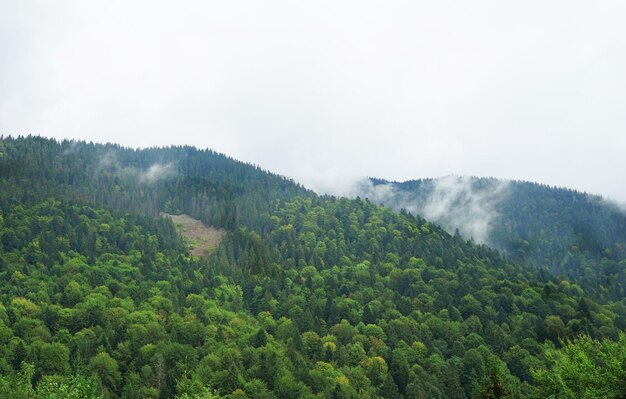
(0, 136, 624, 398)
(354, 176, 626, 302)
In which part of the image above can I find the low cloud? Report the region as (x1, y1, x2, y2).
(91, 149, 175, 184)
(320, 175, 510, 245)
(139, 162, 175, 184)
(96, 150, 118, 172)
(62, 139, 80, 155)
(416, 176, 509, 244)
(601, 197, 626, 215)
(299, 174, 393, 200)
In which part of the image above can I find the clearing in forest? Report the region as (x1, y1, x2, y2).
(161, 213, 224, 257)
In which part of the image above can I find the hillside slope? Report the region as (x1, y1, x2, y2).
(355, 176, 626, 301)
(161, 213, 224, 258)
(0, 136, 624, 398)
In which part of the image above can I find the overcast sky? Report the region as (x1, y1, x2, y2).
(1, 1, 625, 201)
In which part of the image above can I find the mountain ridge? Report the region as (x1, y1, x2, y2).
(347, 175, 626, 301)
(0, 135, 624, 398)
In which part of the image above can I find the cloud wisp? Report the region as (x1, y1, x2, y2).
(89, 149, 176, 184)
(321, 175, 510, 245)
(416, 176, 509, 244)
(138, 162, 176, 184)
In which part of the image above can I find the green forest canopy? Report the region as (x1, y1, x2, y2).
(0, 136, 624, 398)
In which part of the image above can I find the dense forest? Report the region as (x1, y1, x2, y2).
(366, 177, 626, 302)
(0, 136, 625, 398)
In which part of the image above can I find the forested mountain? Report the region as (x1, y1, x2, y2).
(359, 176, 626, 302)
(0, 136, 625, 398)
(0, 135, 311, 230)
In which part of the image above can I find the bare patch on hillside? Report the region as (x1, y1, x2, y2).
(161, 213, 224, 257)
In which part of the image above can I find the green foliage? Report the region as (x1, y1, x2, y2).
(532, 333, 626, 399)
(35, 374, 103, 399)
(0, 363, 36, 399)
(88, 352, 122, 394)
(174, 386, 223, 399)
(0, 363, 102, 399)
(373, 177, 626, 302)
(0, 136, 623, 398)
(472, 357, 520, 399)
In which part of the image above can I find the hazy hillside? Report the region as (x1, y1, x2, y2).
(0, 136, 311, 230)
(0, 136, 624, 398)
(348, 176, 626, 301)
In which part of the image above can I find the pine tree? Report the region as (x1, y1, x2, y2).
(12, 341, 27, 371)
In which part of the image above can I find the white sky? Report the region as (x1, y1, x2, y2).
(1, 1, 625, 201)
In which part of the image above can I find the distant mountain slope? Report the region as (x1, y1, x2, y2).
(355, 176, 626, 301)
